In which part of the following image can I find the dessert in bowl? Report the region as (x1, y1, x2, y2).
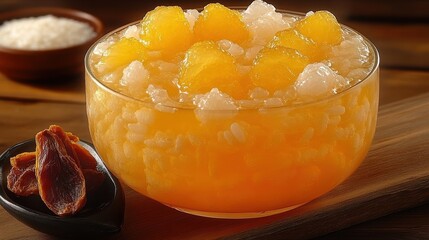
(85, 0, 379, 218)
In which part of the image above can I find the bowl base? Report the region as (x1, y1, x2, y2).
(171, 203, 305, 219)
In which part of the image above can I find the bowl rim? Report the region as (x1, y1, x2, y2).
(84, 9, 380, 111)
(0, 7, 104, 54)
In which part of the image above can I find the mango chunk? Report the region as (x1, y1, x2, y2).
(100, 38, 147, 73)
(194, 3, 250, 44)
(140, 6, 192, 58)
(295, 11, 342, 46)
(178, 41, 244, 98)
(250, 46, 309, 93)
(269, 28, 322, 62)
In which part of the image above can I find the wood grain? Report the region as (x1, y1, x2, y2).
(0, 73, 85, 103)
(1, 93, 428, 240)
(379, 69, 429, 105)
(0, 100, 89, 152)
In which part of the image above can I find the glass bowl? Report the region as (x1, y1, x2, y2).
(84, 11, 379, 219)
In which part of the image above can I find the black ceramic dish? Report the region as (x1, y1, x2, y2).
(0, 139, 125, 237)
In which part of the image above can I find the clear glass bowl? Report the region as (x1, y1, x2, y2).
(84, 11, 379, 219)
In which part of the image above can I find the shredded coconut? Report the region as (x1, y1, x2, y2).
(0, 15, 96, 50)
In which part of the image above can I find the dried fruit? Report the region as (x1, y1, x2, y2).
(72, 141, 98, 170)
(35, 129, 86, 216)
(7, 152, 38, 196)
(10, 152, 36, 169)
(6, 125, 105, 216)
(48, 125, 80, 167)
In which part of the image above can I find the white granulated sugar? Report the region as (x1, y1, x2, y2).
(0, 15, 95, 50)
(123, 25, 140, 39)
(218, 40, 244, 57)
(328, 33, 370, 80)
(242, 0, 290, 45)
(120, 61, 150, 96)
(295, 63, 348, 99)
(184, 9, 199, 30)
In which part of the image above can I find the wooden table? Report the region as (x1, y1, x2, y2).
(1, 0, 429, 239)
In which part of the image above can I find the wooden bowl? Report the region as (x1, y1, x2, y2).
(0, 7, 103, 81)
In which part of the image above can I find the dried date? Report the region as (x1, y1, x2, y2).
(35, 129, 86, 216)
(7, 152, 38, 196)
(6, 125, 105, 216)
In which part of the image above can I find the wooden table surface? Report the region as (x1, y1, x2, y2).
(1, 0, 429, 239)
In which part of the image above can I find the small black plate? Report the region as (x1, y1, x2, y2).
(0, 139, 125, 237)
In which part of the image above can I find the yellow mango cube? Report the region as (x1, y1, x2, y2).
(269, 28, 322, 62)
(100, 37, 147, 73)
(178, 41, 245, 98)
(193, 3, 250, 44)
(250, 46, 309, 93)
(295, 11, 342, 46)
(140, 6, 192, 58)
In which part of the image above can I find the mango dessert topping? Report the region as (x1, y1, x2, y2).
(268, 29, 320, 62)
(250, 46, 309, 93)
(90, 1, 372, 106)
(295, 11, 342, 46)
(178, 41, 244, 99)
(140, 6, 192, 58)
(193, 3, 250, 44)
(99, 37, 147, 74)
